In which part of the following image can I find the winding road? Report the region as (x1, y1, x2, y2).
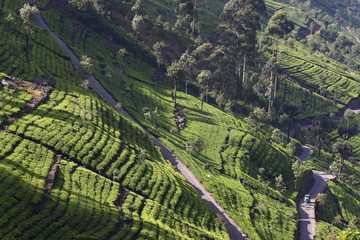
(294, 107, 358, 240)
(28, 3, 248, 240)
(298, 170, 335, 240)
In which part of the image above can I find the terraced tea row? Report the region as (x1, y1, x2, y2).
(277, 77, 340, 119)
(0, 86, 32, 125)
(0, 130, 227, 239)
(0, 80, 228, 238)
(279, 53, 360, 105)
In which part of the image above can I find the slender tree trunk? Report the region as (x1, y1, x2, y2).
(157, 62, 160, 85)
(185, 79, 188, 95)
(287, 119, 290, 143)
(25, 27, 30, 63)
(206, 82, 209, 103)
(274, 74, 278, 98)
(242, 54, 246, 83)
(120, 66, 123, 87)
(174, 79, 177, 107)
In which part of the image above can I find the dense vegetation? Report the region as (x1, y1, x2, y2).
(0, 0, 359, 239)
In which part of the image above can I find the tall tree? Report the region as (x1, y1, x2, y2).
(153, 41, 167, 84)
(332, 141, 353, 167)
(175, 0, 194, 36)
(19, 3, 39, 62)
(116, 48, 128, 86)
(344, 109, 355, 138)
(132, 14, 144, 41)
(292, 159, 305, 189)
(264, 10, 294, 112)
(79, 55, 93, 76)
(167, 52, 195, 107)
(196, 70, 212, 111)
(218, 0, 266, 98)
(131, 0, 142, 14)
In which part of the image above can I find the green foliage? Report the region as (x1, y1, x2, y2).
(0, 87, 32, 125)
(267, 10, 294, 38)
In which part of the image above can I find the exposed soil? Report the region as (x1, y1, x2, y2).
(305, 22, 322, 39)
(114, 190, 129, 210)
(0, 76, 52, 131)
(45, 154, 62, 194)
(174, 106, 186, 131)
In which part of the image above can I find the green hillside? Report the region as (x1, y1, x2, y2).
(1, 0, 360, 239)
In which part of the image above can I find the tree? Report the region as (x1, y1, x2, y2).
(292, 159, 305, 189)
(286, 141, 297, 155)
(175, 0, 194, 36)
(275, 174, 286, 193)
(332, 141, 353, 167)
(245, 107, 267, 136)
(81, 79, 90, 90)
(265, 10, 294, 109)
(271, 128, 283, 145)
(332, 215, 343, 227)
(267, 10, 294, 38)
(167, 61, 182, 107)
(257, 167, 265, 182)
(68, 0, 106, 15)
(68, 0, 92, 10)
(185, 138, 204, 155)
(329, 160, 342, 180)
(344, 109, 355, 137)
(131, 0, 142, 14)
(196, 70, 212, 111)
(116, 48, 128, 86)
(3, 13, 16, 35)
(318, 73, 327, 96)
(218, 0, 266, 98)
(132, 14, 144, 41)
(316, 193, 327, 205)
(79, 55, 93, 75)
(19, 3, 39, 62)
(153, 41, 167, 84)
(167, 52, 195, 107)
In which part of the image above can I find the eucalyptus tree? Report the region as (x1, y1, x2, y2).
(263, 10, 294, 112)
(132, 14, 144, 41)
(292, 159, 305, 189)
(19, 3, 39, 62)
(332, 141, 353, 167)
(116, 48, 128, 86)
(196, 70, 212, 111)
(344, 109, 355, 138)
(153, 41, 167, 84)
(175, 0, 194, 36)
(217, 0, 266, 98)
(167, 52, 195, 107)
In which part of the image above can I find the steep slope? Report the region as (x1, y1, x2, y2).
(29, 2, 304, 240)
(0, 1, 231, 239)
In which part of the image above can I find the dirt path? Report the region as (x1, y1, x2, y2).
(0, 78, 51, 131)
(45, 154, 61, 194)
(28, 4, 248, 239)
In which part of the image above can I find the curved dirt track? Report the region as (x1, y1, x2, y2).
(28, 4, 248, 240)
